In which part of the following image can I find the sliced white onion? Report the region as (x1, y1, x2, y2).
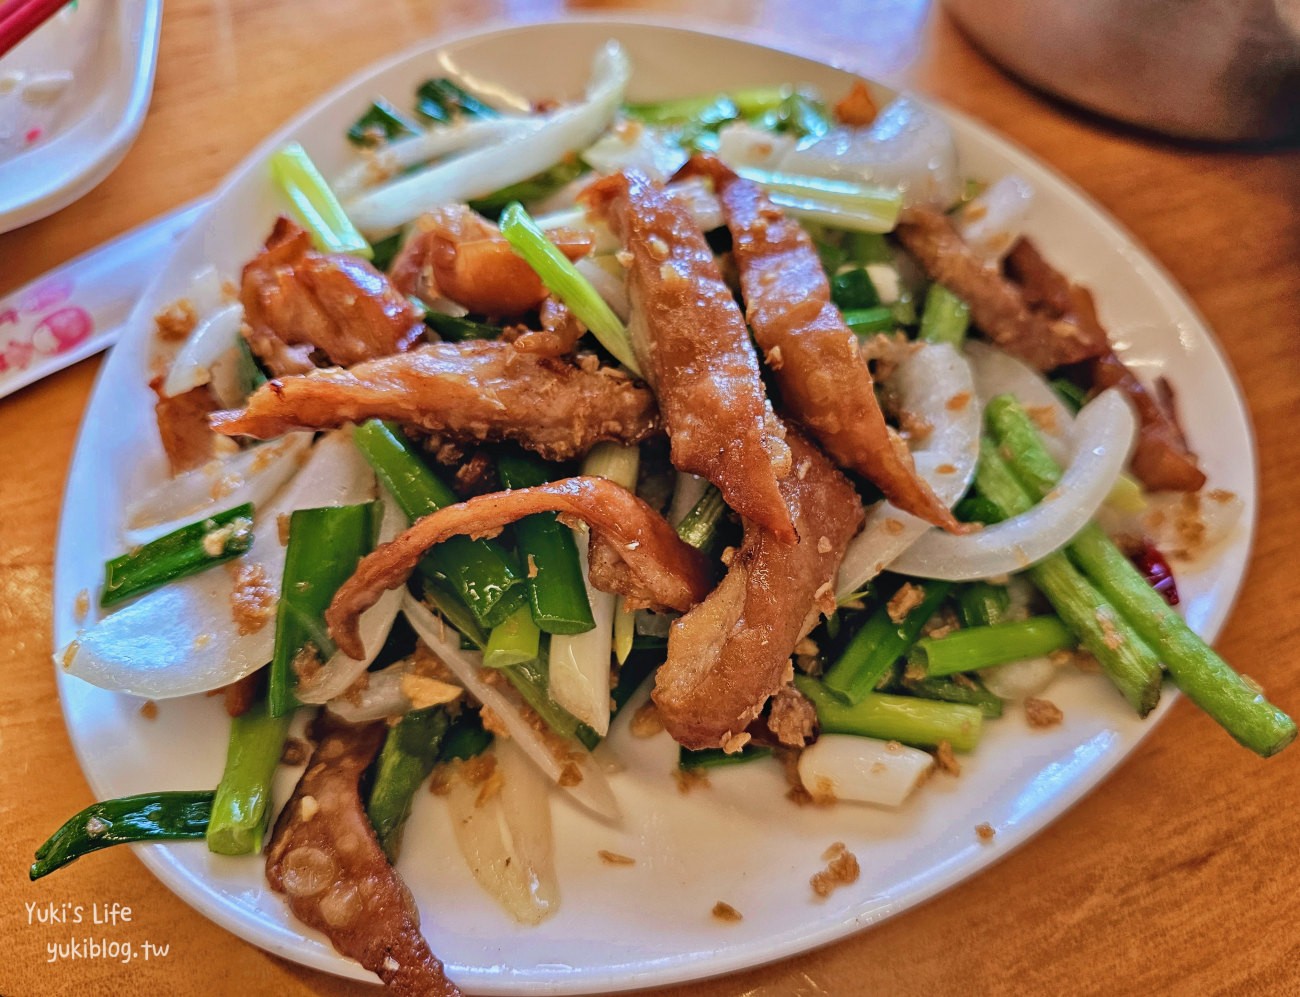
(401, 593, 620, 821)
(836, 343, 981, 597)
(548, 537, 613, 737)
(668, 471, 709, 527)
(443, 739, 560, 925)
(62, 430, 375, 698)
(297, 488, 407, 704)
(777, 96, 960, 210)
(798, 734, 935, 807)
(207, 345, 251, 410)
(979, 656, 1060, 701)
(346, 42, 630, 236)
(332, 117, 537, 199)
(123, 433, 312, 547)
(573, 256, 629, 320)
(325, 658, 415, 723)
(889, 389, 1137, 580)
(187, 265, 226, 316)
(965, 340, 1073, 465)
(865, 263, 901, 305)
(714, 120, 797, 171)
(161, 301, 244, 398)
(954, 174, 1035, 264)
(581, 120, 687, 183)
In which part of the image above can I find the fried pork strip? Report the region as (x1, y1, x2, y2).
(150, 377, 222, 474)
(582, 170, 796, 543)
(326, 477, 714, 659)
(688, 156, 957, 531)
(653, 432, 864, 750)
(266, 715, 460, 997)
(895, 206, 1109, 370)
(389, 205, 594, 316)
(1005, 238, 1206, 492)
(210, 341, 659, 461)
(243, 217, 425, 373)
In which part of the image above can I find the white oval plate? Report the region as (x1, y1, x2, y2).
(51, 18, 1256, 995)
(0, 0, 162, 234)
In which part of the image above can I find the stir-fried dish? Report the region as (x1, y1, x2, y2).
(38, 42, 1294, 995)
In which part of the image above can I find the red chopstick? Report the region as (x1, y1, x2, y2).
(0, 0, 69, 60)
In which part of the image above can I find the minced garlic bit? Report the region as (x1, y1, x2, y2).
(629, 700, 665, 738)
(721, 731, 751, 755)
(299, 795, 319, 821)
(712, 901, 743, 923)
(767, 345, 784, 370)
(154, 299, 197, 340)
(816, 535, 832, 554)
(1094, 607, 1123, 650)
(811, 842, 860, 898)
(73, 589, 90, 622)
(201, 516, 252, 558)
(138, 700, 159, 720)
(673, 766, 709, 794)
(1026, 404, 1059, 434)
(527, 553, 539, 579)
(1024, 697, 1064, 728)
(399, 673, 463, 710)
(280, 738, 311, 766)
(934, 740, 961, 776)
(883, 517, 905, 536)
(976, 822, 997, 842)
(814, 582, 836, 617)
(85, 816, 110, 839)
(945, 391, 972, 411)
(598, 849, 636, 866)
(794, 637, 820, 657)
(886, 582, 926, 624)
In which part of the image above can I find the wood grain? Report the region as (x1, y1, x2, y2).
(2, 2, 1298, 995)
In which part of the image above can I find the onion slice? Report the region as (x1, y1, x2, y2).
(798, 735, 935, 808)
(443, 739, 560, 925)
(297, 489, 407, 705)
(61, 430, 375, 698)
(346, 42, 630, 236)
(401, 593, 620, 822)
(332, 116, 539, 199)
(836, 343, 980, 597)
(325, 658, 415, 723)
(124, 433, 312, 546)
(889, 389, 1137, 580)
(161, 301, 244, 398)
(965, 340, 1073, 465)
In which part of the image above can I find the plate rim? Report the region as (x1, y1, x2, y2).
(49, 13, 1259, 994)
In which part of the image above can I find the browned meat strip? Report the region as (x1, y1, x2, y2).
(1006, 238, 1206, 492)
(210, 341, 659, 462)
(150, 377, 220, 474)
(895, 206, 1109, 370)
(687, 156, 957, 531)
(243, 217, 425, 369)
(653, 432, 863, 750)
(1091, 350, 1206, 491)
(326, 477, 714, 659)
(389, 205, 593, 316)
(582, 170, 797, 543)
(266, 714, 460, 997)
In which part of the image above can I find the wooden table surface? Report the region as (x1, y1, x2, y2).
(3, 2, 1298, 994)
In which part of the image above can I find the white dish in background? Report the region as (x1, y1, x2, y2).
(0, 0, 162, 233)
(51, 18, 1256, 995)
